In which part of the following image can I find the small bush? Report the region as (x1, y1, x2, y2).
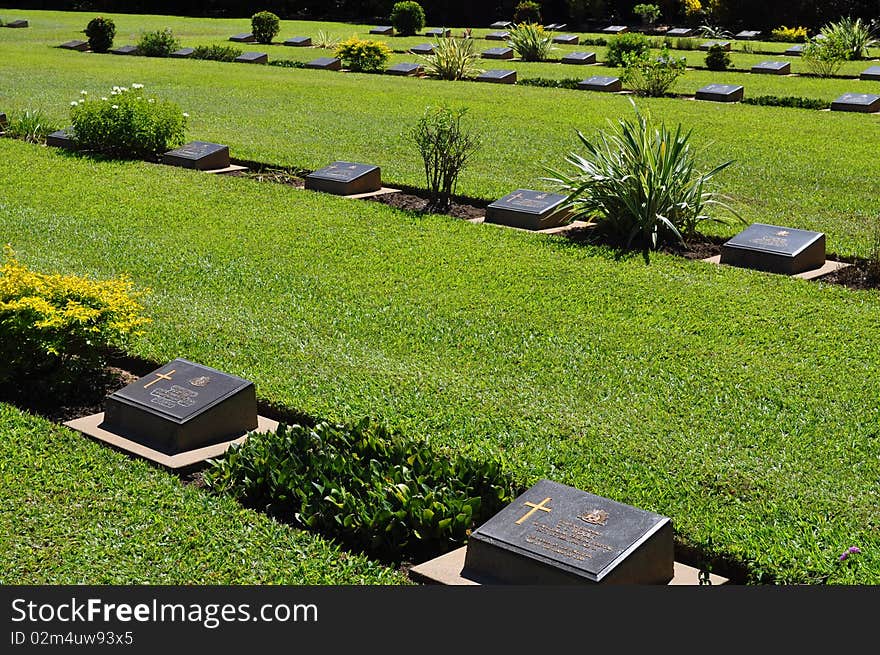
(85, 16, 115, 53)
(0, 245, 150, 394)
(70, 84, 187, 160)
(268, 59, 307, 69)
(191, 44, 243, 62)
(419, 37, 483, 80)
(704, 43, 731, 70)
(410, 105, 481, 212)
(4, 109, 55, 144)
(802, 38, 847, 77)
(203, 418, 518, 560)
(513, 1, 542, 24)
(251, 10, 280, 45)
(741, 95, 830, 110)
(770, 26, 808, 43)
(633, 3, 661, 25)
(544, 101, 741, 258)
(335, 36, 392, 72)
(605, 32, 651, 66)
(390, 1, 426, 36)
(622, 48, 686, 97)
(137, 28, 180, 57)
(507, 22, 555, 61)
(821, 16, 877, 60)
(518, 77, 582, 89)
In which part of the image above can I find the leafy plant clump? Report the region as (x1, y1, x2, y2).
(820, 16, 877, 60)
(335, 37, 392, 73)
(0, 245, 150, 395)
(622, 48, 686, 97)
(544, 102, 742, 258)
(633, 3, 661, 26)
(191, 44, 243, 62)
(85, 16, 115, 53)
(518, 76, 582, 89)
(419, 37, 483, 80)
(410, 105, 481, 212)
(137, 28, 180, 57)
(4, 109, 55, 144)
(69, 84, 187, 160)
(704, 43, 731, 70)
(802, 37, 847, 77)
(251, 10, 280, 45)
(605, 32, 651, 66)
(513, 0, 542, 24)
(770, 25, 808, 42)
(390, 1, 426, 37)
(508, 22, 555, 62)
(741, 95, 830, 110)
(203, 418, 518, 560)
(314, 30, 340, 49)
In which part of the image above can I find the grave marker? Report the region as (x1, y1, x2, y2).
(462, 479, 674, 584)
(695, 83, 744, 102)
(46, 128, 77, 150)
(735, 30, 761, 40)
(369, 26, 393, 36)
(562, 51, 597, 64)
(59, 40, 89, 51)
(785, 44, 804, 56)
(425, 28, 451, 37)
(485, 31, 510, 41)
(162, 141, 231, 171)
(305, 161, 382, 196)
(235, 51, 268, 64)
(578, 75, 622, 92)
(409, 43, 435, 55)
(552, 34, 579, 45)
(5, 19, 29, 28)
(751, 60, 790, 75)
(602, 25, 629, 34)
(110, 45, 139, 55)
(229, 33, 256, 42)
(482, 46, 514, 59)
(720, 223, 826, 275)
(859, 66, 880, 81)
(544, 23, 568, 31)
(283, 36, 312, 46)
(476, 69, 517, 84)
(0, 113, 7, 130)
(666, 27, 696, 37)
(485, 189, 571, 230)
(490, 21, 512, 29)
(830, 92, 880, 113)
(170, 47, 194, 58)
(386, 62, 423, 76)
(699, 40, 731, 51)
(305, 56, 342, 70)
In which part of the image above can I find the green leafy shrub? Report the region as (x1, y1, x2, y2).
(622, 48, 686, 96)
(770, 25, 808, 42)
(0, 245, 150, 394)
(70, 84, 187, 160)
(821, 16, 877, 60)
(203, 418, 518, 560)
(191, 44, 243, 62)
(85, 16, 115, 53)
(251, 10, 280, 45)
(605, 32, 651, 66)
(137, 28, 180, 57)
(513, 1, 542, 24)
(409, 105, 481, 212)
(518, 77, 582, 89)
(633, 3, 661, 25)
(335, 36, 392, 72)
(4, 109, 55, 144)
(544, 102, 741, 258)
(268, 59, 307, 68)
(390, 1, 426, 36)
(802, 38, 847, 77)
(704, 43, 731, 70)
(741, 95, 830, 110)
(419, 37, 483, 80)
(507, 22, 555, 61)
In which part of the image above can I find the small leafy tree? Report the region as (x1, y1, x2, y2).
(622, 49, 686, 96)
(802, 38, 847, 77)
(390, 1, 426, 36)
(335, 37, 392, 72)
(605, 32, 651, 66)
(633, 3, 661, 26)
(137, 28, 180, 57)
(514, 1, 542, 24)
(410, 105, 481, 212)
(85, 16, 115, 53)
(251, 10, 280, 45)
(704, 43, 731, 70)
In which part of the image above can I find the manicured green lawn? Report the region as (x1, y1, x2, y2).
(0, 403, 408, 584)
(1, 137, 878, 584)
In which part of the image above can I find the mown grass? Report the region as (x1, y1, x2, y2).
(1, 138, 879, 584)
(0, 402, 409, 584)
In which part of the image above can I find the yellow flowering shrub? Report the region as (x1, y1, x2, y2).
(682, 0, 702, 16)
(771, 26, 809, 43)
(0, 245, 150, 390)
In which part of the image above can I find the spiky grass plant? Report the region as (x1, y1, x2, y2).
(419, 38, 483, 80)
(820, 16, 877, 60)
(507, 22, 555, 62)
(314, 30, 340, 49)
(4, 109, 54, 144)
(544, 102, 741, 258)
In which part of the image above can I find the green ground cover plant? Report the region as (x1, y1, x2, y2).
(137, 28, 181, 57)
(2, 137, 879, 584)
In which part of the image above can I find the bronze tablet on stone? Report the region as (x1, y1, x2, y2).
(305, 161, 381, 195)
(162, 141, 231, 171)
(720, 223, 825, 275)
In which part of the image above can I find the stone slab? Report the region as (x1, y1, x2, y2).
(110, 45, 139, 55)
(462, 479, 674, 584)
(702, 255, 848, 280)
(552, 34, 579, 45)
(283, 36, 312, 46)
(5, 19, 29, 28)
(65, 413, 277, 471)
(735, 30, 762, 40)
(476, 69, 517, 84)
(485, 189, 571, 230)
(305, 161, 382, 195)
(59, 40, 89, 51)
(603, 25, 629, 34)
(490, 21, 512, 29)
(408, 546, 729, 586)
(578, 75, 622, 92)
(0, 113, 7, 130)
(46, 128, 76, 149)
(719, 223, 826, 275)
(170, 47, 195, 58)
(666, 28, 696, 37)
(485, 31, 509, 41)
(785, 44, 804, 56)
(386, 62, 423, 76)
(700, 41, 731, 51)
(235, 51, 268, 64)
(425, 28, 451, 38)
(482, 47, 513, 59)
(410, 43, 435, 55)
(305, 57, 341, 70)
(695, 83, 744, 102)
(229, 33, 256, 42)
(751, 61, 790, 75)
(831, 92, 880, 113)
(370, 26, 394, 36)
(162, 141, 231, 171)
(859, 66, 880, 81)
(562, 51, 597, 65)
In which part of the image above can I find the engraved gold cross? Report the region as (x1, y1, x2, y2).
(143, 369, 175, 389)
(515, 497, 552, 525)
